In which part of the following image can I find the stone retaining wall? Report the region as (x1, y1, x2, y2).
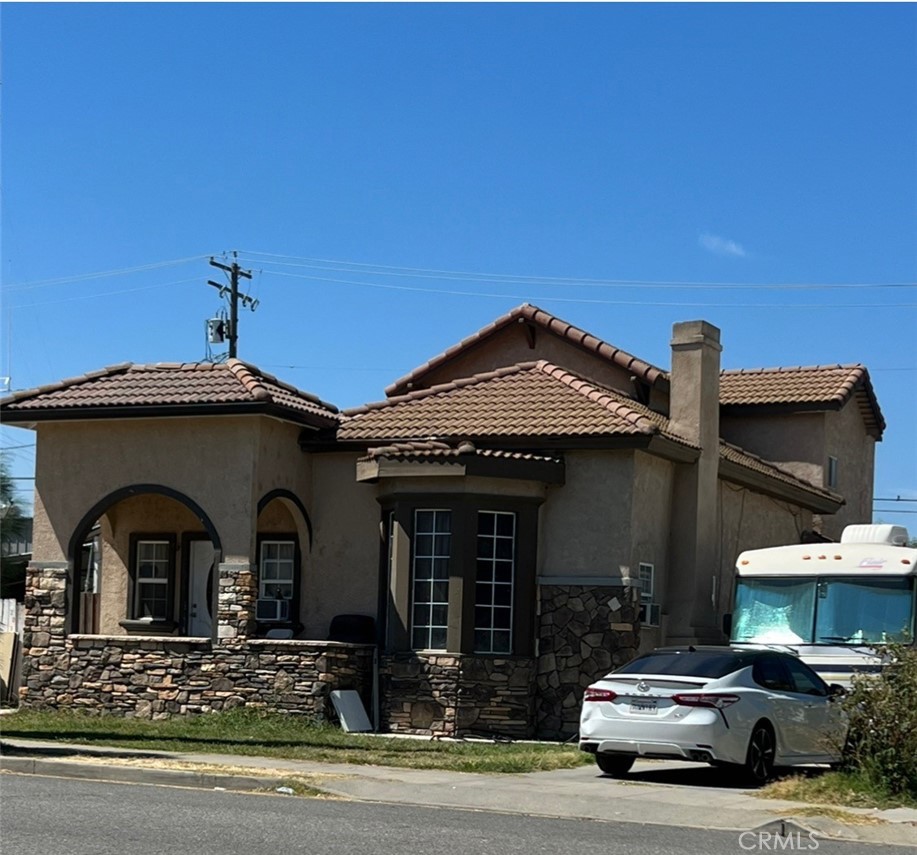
(379, 653, 536, 738)
(21, 635, 375, 719)
(20, 562, 373, 719)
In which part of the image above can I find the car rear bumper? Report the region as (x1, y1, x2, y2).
(579, 711, 746, 765)
(580, 738, 723, 764)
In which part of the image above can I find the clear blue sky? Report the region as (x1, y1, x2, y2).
(1, 3, 915, 529)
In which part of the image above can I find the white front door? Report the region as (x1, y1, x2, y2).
(188, 540, 215, 637)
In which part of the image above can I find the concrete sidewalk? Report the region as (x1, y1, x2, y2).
(2, 737, 916, 847)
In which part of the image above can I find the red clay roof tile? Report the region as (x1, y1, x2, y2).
(720, 364, 884, 436)
(384, 303, 667, 396)
(342, 360, 690, 444)
(0, 359, 340, 424)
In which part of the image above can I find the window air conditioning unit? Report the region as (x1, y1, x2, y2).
(639, 602, 661, 627)
(256, 598, 289, 622)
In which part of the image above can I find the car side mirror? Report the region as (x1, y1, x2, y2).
(722, 613, 733, 637)
(828, 683, 846, 699)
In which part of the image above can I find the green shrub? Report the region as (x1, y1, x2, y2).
(840, 643, 917, 798)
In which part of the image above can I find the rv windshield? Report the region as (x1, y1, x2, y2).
(732, 576, 915, 645)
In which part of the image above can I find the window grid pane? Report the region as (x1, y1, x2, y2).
(135, 540, 171, 619)
(259, 540, 295, 601)
(474, 511, 515, 654)
(411, 510, 451, 650)
(639, 563, 655, 604)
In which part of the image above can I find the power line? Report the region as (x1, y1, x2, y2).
(237, 249, 917, 290)
(7, 277, 200, 309)
(257, 268, 917, 310)
(3, 255, 210, 292)
(873, 497, 917, 503)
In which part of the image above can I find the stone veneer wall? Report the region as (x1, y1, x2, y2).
(535, 583, 640, 739)
(379, 653, 536, 738)
(20, 564, 373, 719)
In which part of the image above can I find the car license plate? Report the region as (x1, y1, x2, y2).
(629, 699, 658, 715)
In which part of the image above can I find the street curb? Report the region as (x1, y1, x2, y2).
(1, 756, 288, 793)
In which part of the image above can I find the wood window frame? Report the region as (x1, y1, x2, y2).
(121, 532, 178, 633)
(255, 532, 302, 635)
(381, 493, 540, 657)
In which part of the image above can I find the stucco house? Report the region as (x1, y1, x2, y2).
(0, 304, 883, 738)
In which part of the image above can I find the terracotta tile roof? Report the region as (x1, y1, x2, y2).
(0, 359, 340, 425)
(720, 364, 884, 437)
(342, 360, 692, 445)
(719, 441, 842, 505)
(361, 439, 562, 465)
(384, 303, 667, 397)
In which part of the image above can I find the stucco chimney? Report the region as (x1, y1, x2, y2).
(669, 320, 722, 447)
(666, 320, 722, 644)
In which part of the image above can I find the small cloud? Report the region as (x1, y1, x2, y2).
(700, 233, 747, 258)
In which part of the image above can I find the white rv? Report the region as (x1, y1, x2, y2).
(729, 525, 916, 684)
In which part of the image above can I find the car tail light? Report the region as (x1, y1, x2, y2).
(583, 687, 617, 703)
(672, 693, 740, 709)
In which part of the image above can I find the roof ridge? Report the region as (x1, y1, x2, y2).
(722, 363, 864, 375)
(534, 360, 662, 435)
(228, 359, 340, 413)
(226, 359, 272, 402)
(383, 303, 666, 396)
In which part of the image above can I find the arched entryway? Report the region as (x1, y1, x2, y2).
(67, 484, 222, 637)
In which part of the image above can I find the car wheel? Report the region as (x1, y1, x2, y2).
(595, 754, 635, 778)
(743, 722, 776, 785)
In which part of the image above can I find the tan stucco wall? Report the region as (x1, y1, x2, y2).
(630, 452, 674, 651)
(307, 453, 381, 640)
(823, 403, 875, 538)
(720, 411, 826, 487)
(539, 450, 635, 576)
(253, 418, 313, 515)
(720, 402, 875, 540)
(32, 416, 273, 564)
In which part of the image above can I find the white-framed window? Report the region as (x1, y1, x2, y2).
(411, 510, 451, 650)
(638, 562, 660, 627)
(134, 539, 172, 620)
(474, 511, 515, 654)
(827, 456, 839, 489)
(257, 540, 295, 622)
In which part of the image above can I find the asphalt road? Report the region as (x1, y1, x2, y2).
(2, 774, 914, 855)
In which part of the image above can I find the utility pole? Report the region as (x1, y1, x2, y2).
(208, 255, 257, 359)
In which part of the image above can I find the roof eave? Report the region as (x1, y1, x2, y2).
(0, 402, 339, 430)
(356, 453, 565, 485)
(718, 458, 844, 514)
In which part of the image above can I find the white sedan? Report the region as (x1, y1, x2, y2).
(579, 646, 847, 783)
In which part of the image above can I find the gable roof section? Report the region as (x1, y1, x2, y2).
(720, 364, 884, 438)
(343, 360, 692, 447)
(0, 359, 340, 428)
(384, 303, 668, 397)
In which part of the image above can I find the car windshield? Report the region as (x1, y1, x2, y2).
(731, 576, 915, 645)
(613, 650, 750, 679)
